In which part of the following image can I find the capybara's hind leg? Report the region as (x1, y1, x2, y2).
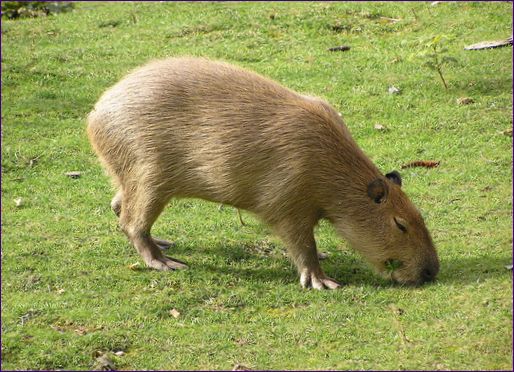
(275, 219, 340, 290)
(119, 184, 187, 271)
(111, 189, 175, 251)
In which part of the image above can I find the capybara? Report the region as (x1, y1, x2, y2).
(87, 57, 439, 289)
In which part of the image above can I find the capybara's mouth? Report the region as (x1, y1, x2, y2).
(382, 259, 403, 282)
(382, 259, 436, 286)
(389, 271, 436, 287)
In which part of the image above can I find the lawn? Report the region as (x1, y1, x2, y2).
(1, 1, 512, 370)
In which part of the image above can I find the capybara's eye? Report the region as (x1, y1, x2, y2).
(394, 217, 407, 233)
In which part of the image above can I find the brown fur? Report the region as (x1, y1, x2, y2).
(87, 57, 439, 289)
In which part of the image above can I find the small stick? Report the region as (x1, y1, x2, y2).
(237, 209, 246, 226)
(380, 17, 401, 23)
(389, 304, 410, 346)
(327, 46, 351, 52)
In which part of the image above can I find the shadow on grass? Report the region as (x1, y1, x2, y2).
(439, 255, 512, 285)
(174, 241, 512, 288)
(455, 76, 513, 96)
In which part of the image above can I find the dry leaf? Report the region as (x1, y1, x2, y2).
(502, 128, 512, 137)
(169, 308, 181, 318)
(327, 45, 351, 52)
(388, 86, 401, 94)
(379, 16, 401, 23)
(505, 264, 513, 270)
(401, 160, 440, 169)
(29, 156, 40, 167)
(65, 171, 82, 179)
(19, 310, 38, 325)
(50, 325, 66, 333)
(374, 123, 388, 131)
(233, 364, 251, 371)
(388, 304, 405, 316)
(56, 288, 65, 294)
(236, 338, 250, 346)
(74, 326, 88, 335)
(14, 198, 23, 207)
(93, 352, 116, 371)
(457, 97, 474, 105)
(114, 351, 125, 356)
(128, 262, 141, 270)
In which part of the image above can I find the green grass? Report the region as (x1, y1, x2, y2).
(2, 1, 512, 370)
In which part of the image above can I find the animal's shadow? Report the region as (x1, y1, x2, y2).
(454, 75, 512, 96)
(173, 241, 512, 287)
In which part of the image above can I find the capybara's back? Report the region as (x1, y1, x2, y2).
(88, 57, 439, 289)
(88, 58, 345, 214)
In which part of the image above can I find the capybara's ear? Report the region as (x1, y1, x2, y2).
(367, 178, 388, 204)
(386, 171, 402, 187)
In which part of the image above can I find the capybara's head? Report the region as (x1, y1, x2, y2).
(336, 171, 439, 286)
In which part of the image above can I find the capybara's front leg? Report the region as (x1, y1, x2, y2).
(275, 220, 340, 290)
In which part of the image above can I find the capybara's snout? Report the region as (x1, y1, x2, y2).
(402, 257, 440, 287)
(419, 256, 440, 285)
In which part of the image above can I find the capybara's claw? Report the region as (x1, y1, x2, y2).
(153, 237, 175, 250)
(300, 269, 341, 290)
(320, 277, 341, 289)
(147, 256, 188, 271)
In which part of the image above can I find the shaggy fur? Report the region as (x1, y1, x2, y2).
(87, 57, 439, 289)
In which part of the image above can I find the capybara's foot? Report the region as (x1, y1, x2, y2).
(153, 237, 175, 250)
(300, 269, 341, 290)
(146, 255, 188, 271)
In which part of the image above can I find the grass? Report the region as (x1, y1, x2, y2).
(1, 1, 512, 370)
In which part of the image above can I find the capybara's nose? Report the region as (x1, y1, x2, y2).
(420, 265, 438, 284)
(421, 254, 440, 284)
(422, 268, 435, 283)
